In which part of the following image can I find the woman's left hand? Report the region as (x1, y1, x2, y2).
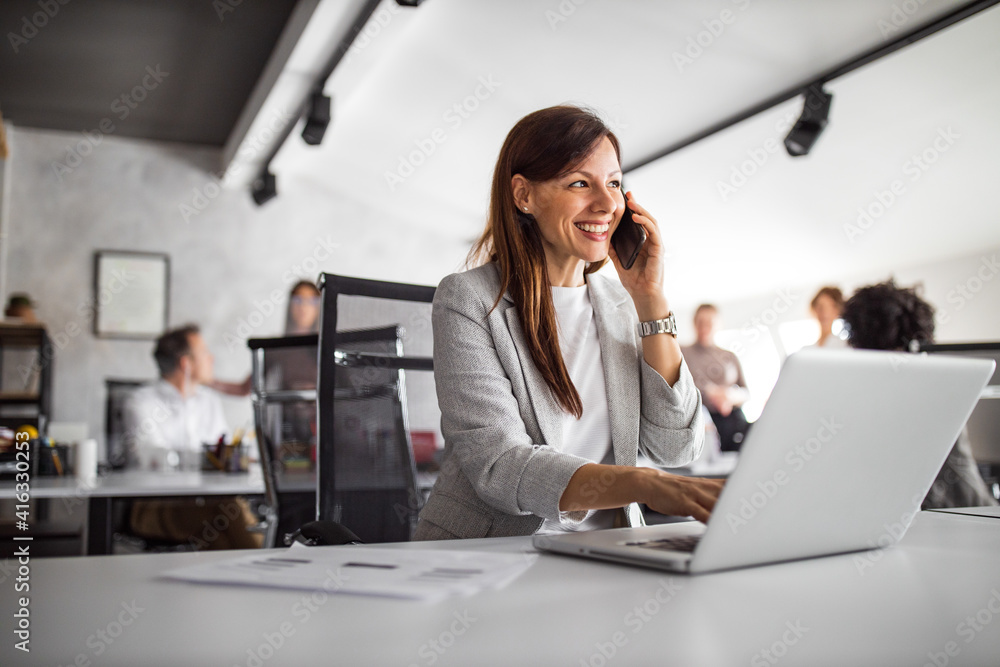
(607, 192, 668, 316)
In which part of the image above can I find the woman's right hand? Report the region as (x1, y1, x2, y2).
(638, 469, 725, 523)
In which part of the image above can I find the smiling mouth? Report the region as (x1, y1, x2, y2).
(575, 222, 609, 234)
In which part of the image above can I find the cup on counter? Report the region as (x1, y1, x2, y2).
(75, 438, 98, 482)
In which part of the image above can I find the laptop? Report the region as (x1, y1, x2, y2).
(533, 349, 995, 574)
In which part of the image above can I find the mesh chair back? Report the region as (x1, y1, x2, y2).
(317, 274, 436, 543)
(248, 334, 319, 547)
(104, 378, 150, 469)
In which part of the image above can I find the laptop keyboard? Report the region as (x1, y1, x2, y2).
(622, 535, 702, 553)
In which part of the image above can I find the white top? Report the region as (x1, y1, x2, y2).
(539, 284, 615, 533)
(808, 332, 849, 349)
(123, 380, 228, 464)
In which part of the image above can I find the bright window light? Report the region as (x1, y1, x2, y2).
(714, 327, 783, 422)
(779, 318, 847, 355)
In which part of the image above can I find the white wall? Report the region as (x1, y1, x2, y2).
(4, 126, 462, 456)
(682, 247, 1000, 346)
(673, 247, 1000, 419)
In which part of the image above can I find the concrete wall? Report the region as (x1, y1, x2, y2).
(4, 126, 463, 456)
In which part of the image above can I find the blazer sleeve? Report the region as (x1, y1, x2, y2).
(433, 273, 592, 521)
(636, 342, 706, 468)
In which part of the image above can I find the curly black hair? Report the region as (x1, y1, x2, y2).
(841, 280, 935, 351)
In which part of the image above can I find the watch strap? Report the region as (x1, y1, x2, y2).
(637, 313, 678, 338)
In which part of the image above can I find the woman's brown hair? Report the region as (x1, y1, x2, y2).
(810, 286, 844, 311)
(468, 105, 621, 418)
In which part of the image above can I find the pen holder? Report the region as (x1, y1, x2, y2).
(202, 442, 248, 473)
(31, 440, 71, 477)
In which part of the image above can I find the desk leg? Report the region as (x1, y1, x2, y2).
(87, 496, 113, 555)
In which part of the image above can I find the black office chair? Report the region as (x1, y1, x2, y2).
(249, 329, 412, 547)
(297, 273, 436, 546)
(103, 378, 208, 553)
(109, 377, 265, 553)
(249, 334, 320, 549)
(104, 378, 151, 470)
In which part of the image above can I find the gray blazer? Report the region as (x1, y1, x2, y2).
(414, 263, 704, 540)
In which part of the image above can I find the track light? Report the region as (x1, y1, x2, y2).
(301, 92, 332, 146)
(784, 85, 833, 157)
(251, 169, 277, 206)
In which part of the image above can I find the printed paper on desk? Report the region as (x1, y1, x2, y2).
(164, 546, 537, 602)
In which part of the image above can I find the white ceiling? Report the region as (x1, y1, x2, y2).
(237, 0, 1000, 302)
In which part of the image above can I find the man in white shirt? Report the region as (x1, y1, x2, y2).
(125, 325, 260, 550)
(124, 324, 227, 465)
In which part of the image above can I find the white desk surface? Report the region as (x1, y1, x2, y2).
(0, 469, 433, 499)
(3, 511, 999, 666)
(0, 469, 265, 500)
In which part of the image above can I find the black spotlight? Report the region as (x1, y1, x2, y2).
(251, 169, 277, 206)
(784, 85, 833, 157)
(301, 92, 331, 146)
(395, 0, 425, 6)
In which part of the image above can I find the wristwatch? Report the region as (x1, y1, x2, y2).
(637, 313, 678, 338)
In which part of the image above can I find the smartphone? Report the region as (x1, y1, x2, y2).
(611, 190, 646, 270)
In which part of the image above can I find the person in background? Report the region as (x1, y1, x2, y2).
(3, 293, 39, 322)
(841, 279, 997, 509)
(681, 304, 750, 451)
(808, 286, 847, 349)
(284, 280, 322, 335)
(125, 324, 262, 549)
(211, 280, 321, 396)
(2, 294, 42, 392)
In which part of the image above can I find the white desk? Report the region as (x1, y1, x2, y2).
(0, 469, 266, 501)
(1, 470, 265, 555)
(2, 511, 998, 666)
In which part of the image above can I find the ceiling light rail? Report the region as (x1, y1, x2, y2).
(251, 0, 424, 205)
(624, 0, 1000, 172)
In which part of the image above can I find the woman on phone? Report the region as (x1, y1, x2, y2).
(414, 106, 723, 540)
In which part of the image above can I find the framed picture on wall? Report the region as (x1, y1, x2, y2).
(93, 250, 170, 338)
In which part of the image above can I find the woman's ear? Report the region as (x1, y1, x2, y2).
(511, 174, 531, 212)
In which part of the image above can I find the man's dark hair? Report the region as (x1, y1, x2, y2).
(841, 280, 935, 351)
(694, 303, 718, 317)
(153, 324, 199, 377)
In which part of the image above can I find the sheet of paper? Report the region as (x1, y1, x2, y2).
(164, 546, 537, 602)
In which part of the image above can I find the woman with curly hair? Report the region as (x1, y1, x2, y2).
(841, 280, 996, 508)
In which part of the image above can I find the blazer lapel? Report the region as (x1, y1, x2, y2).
(588, 276, 641, 467)
(503, 300, 564, 451)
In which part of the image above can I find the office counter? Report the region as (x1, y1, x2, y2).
(1, 470, 267, 555)
(1, 468, 437, 555)
(2, 510, 998, 666)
